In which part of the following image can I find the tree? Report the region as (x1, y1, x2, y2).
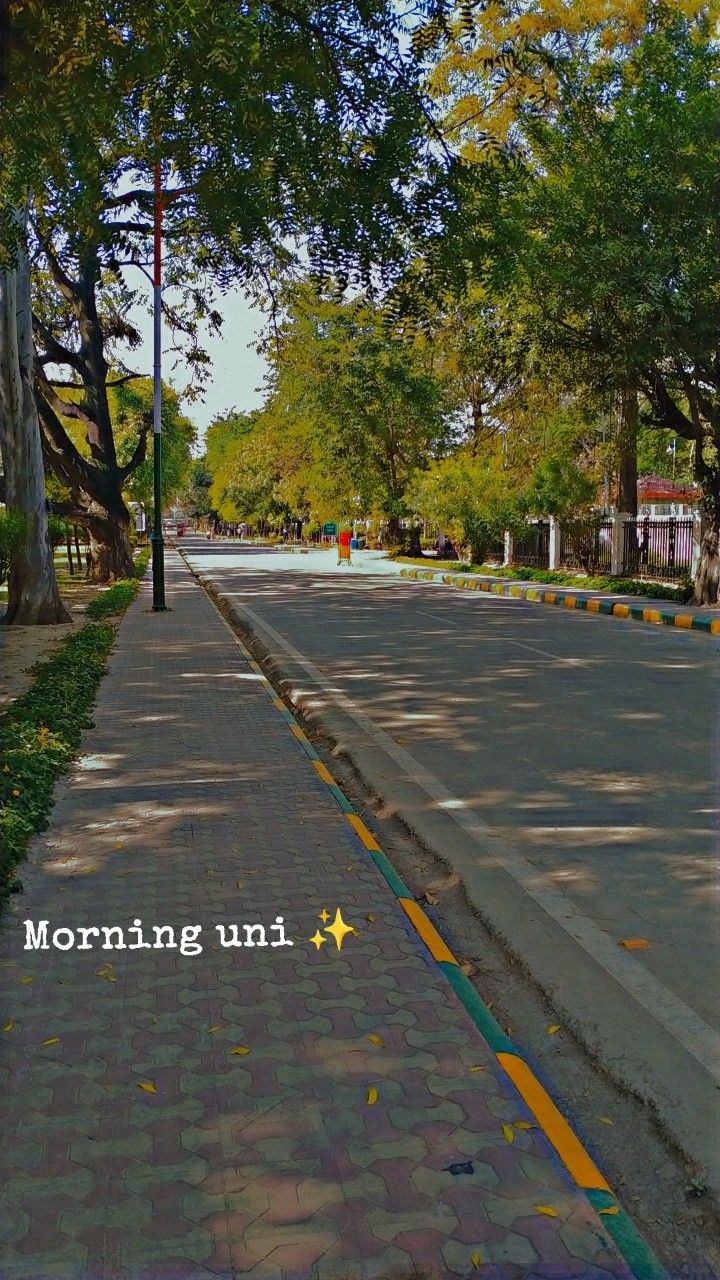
(502, 19, 720, 596)
(259, 285, 452, 539)
(0, 207, 69, 622)
(3, 0, 460, 583)
(114, 380, 195, 516)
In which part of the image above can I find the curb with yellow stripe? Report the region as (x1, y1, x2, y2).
(233, 646, 664, 1280)
(399, 567, 720, 635)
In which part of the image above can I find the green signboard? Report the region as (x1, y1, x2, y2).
(322, 522, 338, 535)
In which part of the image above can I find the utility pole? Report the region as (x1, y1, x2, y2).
(151, 158, 166, 610)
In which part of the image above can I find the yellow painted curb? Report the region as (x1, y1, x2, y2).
(674, 613, 693, 629)
(481, 581, 491, 591)
(544, 592, 556, 605)
(290, 723, 308, 743)
(711, 619, 720, 635)
(564, 595, 577, 608)
(399, 898, 458, 966)
(497, 1052, 611, 1193)
(346, 813, 381, 852)
(313, 760, 335, 786)
(526, 589, 540, 601)
(642, 608, 662, 625)
(272, 696, 286, 711)
(586, 599, 601, 613)
(509, 586, 522, 598)
(612, 603, 630, 618)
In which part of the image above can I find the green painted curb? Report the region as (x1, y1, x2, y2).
(586, 1191, 666, 1280)
(440, 962, 515, 1054)
(369, 848, 413, 900)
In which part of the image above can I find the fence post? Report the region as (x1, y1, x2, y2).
(548, 517, 561, 571)
(611, 512, 630, 576)
(691, 510, 704, 578)
(503, 530, 513, 567)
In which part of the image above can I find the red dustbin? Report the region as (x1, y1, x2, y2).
(337, 529, 351, 564)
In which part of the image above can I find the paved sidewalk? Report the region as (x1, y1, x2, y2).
(1, 554, 634, 1280)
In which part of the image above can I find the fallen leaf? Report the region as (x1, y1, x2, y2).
(620, 938, 651, 950)
(366, 1087, 378, 1105)
(96, 964, 117, 982)
(367, 1034, 383, 1047)
(137, 1080, 157, 1094)
(423, 892, 440, 906)
(208, 1025, 223, 1034)
(206, 869, 215, 876)
(460, 960, 476, 977)
(3, 1021, 15, 1032)
(42, 1037, 60, 1046)
(471, 1251, 483, 1269)
(468, 1064, 488, 1073)
(236, 881, 245, 890)
(514, 1121, 533, 1130)
(502, 1124, 514, 1144)
(599, 1206, 620, 1216)
(345, 865, 355, 873)
(443, 1160, 474, 1176)
(18, 976, 34, 985)
(547, 1024, 561, 1035)
(366, 914, 375, 923)
(115, 842, 124, 849)
(534, 1204, 559, 1217)
(598, 1116, 614, 1126)
(230, 1045, 251, 1056)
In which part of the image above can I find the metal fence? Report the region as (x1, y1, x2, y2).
(559, 519, 613, 575)
(622, 516, 694, 581)
(511, 521, 550, 569)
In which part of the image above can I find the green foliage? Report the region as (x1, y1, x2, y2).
(524, 456, 598, 519)
(183, 457, 213, 518)
(46, 514, 70, 548)
(86, 579, 139, 620)
(0, 511, 28, 586)
(113, 380, 196, 511)
(408, 443, 525, 562)
(0, 622, 115, 901)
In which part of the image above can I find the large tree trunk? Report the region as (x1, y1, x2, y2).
(84, 498, 134, 581)
(616, 382, 638, 516)
(0, 207, 69, 624)
(692, 462, 720, 606)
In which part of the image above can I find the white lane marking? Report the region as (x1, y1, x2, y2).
(227, 590, 720, 1084)
(417, 610, 572, 662)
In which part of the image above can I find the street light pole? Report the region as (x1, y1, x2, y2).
(151, 158, 167, 610)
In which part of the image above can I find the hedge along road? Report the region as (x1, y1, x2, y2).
(183, 539, 720, 1196)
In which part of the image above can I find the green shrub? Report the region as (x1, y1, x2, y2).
(86, 579, 138, 619)
(0, 511, 28, 586)
(0, 622, 115, 900)
(47, 514, 70, 548)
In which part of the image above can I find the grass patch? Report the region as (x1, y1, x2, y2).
(392, 556, 693, 603)
(0, 622, 115, 901)
(0, 547, 150, 905)
(86, 579, 138, 619)
(84, 549, 150, 620)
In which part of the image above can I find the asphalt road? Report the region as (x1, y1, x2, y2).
(183, 538, 720, 1185)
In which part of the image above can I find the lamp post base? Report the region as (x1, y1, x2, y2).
(150, 532, 167, 611)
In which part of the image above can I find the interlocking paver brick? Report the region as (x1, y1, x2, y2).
(0, 554, 635, 1279)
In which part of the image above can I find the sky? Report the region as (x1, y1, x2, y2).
(129, 286, 270, 445)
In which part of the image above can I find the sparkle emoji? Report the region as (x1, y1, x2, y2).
(324, 908, 354, 951)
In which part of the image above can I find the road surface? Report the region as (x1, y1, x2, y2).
(183, 539, 720, 1194)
